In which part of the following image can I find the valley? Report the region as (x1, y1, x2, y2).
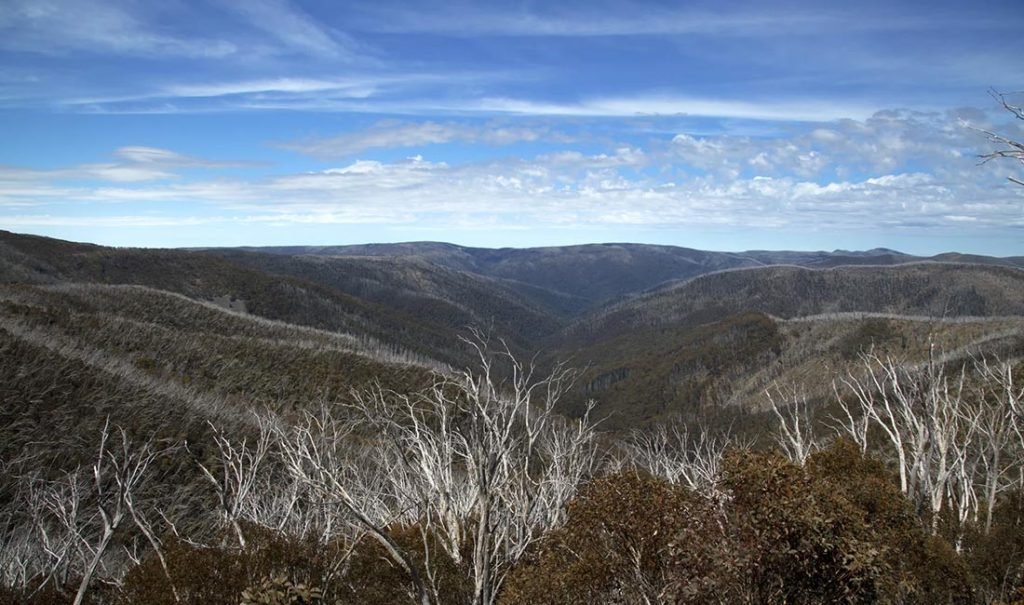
(2, 229, 1023, 604)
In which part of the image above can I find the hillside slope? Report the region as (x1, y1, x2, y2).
(4, 230, 1023, 435)
(208, 250, 570, 350)
(0, 281, 436, 474)
(238, 242, 767, 311)
(241, 242, 1024, 312)
(565, 263, 1024, 347)
(554, 310, 1024, 431)
(0, 231, 497, 366)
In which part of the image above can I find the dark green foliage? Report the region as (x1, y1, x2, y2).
(806, 440, 973, 604)
(694, 444, 971, 604)
(704, 448, 889, 604)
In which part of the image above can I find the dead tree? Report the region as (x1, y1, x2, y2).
(194, 415, 275, 549)
(277, 333, 600, 605)
(16, 421, 170, 605)
(973, 358, 1024, 532)
(276, 402, 431, 604)
(767, 385, 819, 466)
(626, 420, 733, 495)
(839, 353, 971, 534)
(975, 89, 1024, 187)
(832, 379, 871, 454)
(23, 470, 86, 594)
(72, 421, 169, 605)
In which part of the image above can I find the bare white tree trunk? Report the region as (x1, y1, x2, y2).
(194, 414, 275, 549)
(73, 421, 164, 605)
(832, 380, 870, 453)
(274, 403, 432, 605)
(276, 331, 599, 605)
(839, 352, 972, 534)
(766, 385, 818, 466)
(973, 357, 1024, 532)
(625, 420, 733, 496)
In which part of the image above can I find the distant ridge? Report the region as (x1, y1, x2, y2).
(3, 229, 1023, 430)
(227, 240, 1024, 312)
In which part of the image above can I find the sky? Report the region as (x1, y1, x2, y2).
(0, 0, 1022, 255)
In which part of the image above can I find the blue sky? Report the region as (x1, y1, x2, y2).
(0, 0, 1022, 254)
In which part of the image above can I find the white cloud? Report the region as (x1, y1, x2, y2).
(663, 108, 1024, 184)
(163, 78, 378, 99)
(111, 146, 253, 170)
(53, 71, 496, 114)
(8, 151, 1019, 234)
(217, 0, 362, 60)
(114, 147, 189, 164)
(472, 95, 877, 122)
(1, 214, 219, 227)
(3, 110, 1022, 238)
(0, 147, 250, 190)
(351, 7, 828, 37)
(282, 120, 557, 157)
(0, 0, 236, 58)
(0, 163, 174, 184)
(347, 4, 1006, 38)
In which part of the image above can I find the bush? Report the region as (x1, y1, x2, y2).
(964, 490, 1024, 604)
(240, 575, 322, 605)
(336, 524, 471, 605)
(118, 524, 336, 605)
(500, 472, 712, 604)
(502, 442, 975, 605)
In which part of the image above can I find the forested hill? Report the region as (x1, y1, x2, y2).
(234, 241, 1024, 312)
(567, 262, 1024, 345)
(3, 228, 1024, 432)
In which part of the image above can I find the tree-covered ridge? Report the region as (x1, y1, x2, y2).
(3, 346, 1024, 604)
(3, 228, 1024, 435)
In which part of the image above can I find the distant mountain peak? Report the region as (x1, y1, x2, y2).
(832, 247, 906, 257)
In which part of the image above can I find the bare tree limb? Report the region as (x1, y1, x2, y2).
(974, 89, 1024, 187)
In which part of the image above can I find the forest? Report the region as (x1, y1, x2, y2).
(1, 230, 1024, 604)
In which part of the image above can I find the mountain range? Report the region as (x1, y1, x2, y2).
(2, 229, 1023, 440)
